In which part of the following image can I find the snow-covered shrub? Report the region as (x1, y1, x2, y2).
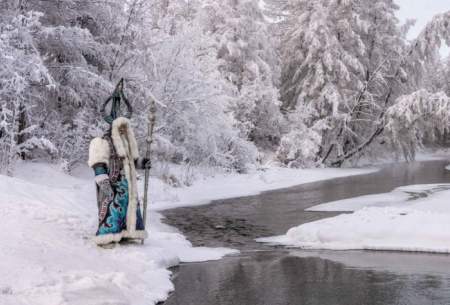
(276, 109, 322, 167)
(385, 90, 450, 160)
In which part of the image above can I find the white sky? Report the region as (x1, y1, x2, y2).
(395, 0, 449, 56)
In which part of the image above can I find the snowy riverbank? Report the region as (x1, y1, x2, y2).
(0, 162, 376, 305)
(259, 182, 450, 253)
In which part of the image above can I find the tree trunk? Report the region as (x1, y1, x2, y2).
(17, 103, 27, 160)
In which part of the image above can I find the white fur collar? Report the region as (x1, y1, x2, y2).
(111, 117, 140, 159)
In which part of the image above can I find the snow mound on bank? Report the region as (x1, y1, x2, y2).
(0, 163, 236, 305)
(259, 183, 450, 253)
(307, 184, 450, 212)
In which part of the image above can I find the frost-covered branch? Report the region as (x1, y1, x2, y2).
(385, 90, 450, 160)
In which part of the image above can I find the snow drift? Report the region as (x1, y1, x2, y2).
(259, 183, 450, 253)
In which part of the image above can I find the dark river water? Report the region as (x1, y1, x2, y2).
(162, 160, 450, 305)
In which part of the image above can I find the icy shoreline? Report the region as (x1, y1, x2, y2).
(150, 166, 378, 211)
(259, 182, 450, 254)
(0, 162, 377, 305)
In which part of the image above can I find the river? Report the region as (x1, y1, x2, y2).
(162, 160, 450, 305)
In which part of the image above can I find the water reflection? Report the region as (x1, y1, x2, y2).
(290, 250, 450, 276)
(165, 251, 450, 305)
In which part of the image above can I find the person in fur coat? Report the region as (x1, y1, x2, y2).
(88, 79, 151, 245)
(88, 116, 149, 245)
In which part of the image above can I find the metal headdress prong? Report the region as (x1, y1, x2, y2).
(101, 78, 133, 124)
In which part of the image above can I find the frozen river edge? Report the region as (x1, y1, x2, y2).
(0, 162, 376, 305)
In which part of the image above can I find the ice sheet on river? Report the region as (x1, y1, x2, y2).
(259, 183, 450, 253)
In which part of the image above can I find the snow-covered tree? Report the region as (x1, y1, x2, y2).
(421, 55, 450, 111)
(0, 11, 56, 175)
(137, 9, 259, 171)
(385, 90, 450, 160)
(276, 0, 421, 166)
(327, 11, 450, 166)
(200, 0, 284, 152)
(1, 0, 268, 175)
(337, 0, 405, 157)
(0, 0, 128, 170)
(3, 0, 449, 178)
(276, 0, 368, 166)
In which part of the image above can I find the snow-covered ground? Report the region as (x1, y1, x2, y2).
(0, 162, 375, 305)
(259, 183, 450, 253)
(150, 166, 378, 211)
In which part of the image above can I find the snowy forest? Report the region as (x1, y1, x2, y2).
(4, 2, 450, 305)
(1, 0, 450, 178)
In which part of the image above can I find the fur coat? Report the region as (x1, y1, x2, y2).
(88, 117, 147, 245)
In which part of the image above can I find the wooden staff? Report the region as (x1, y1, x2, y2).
(142, 98, 157, 244)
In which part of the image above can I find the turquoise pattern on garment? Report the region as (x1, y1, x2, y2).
(97, 176, 129, 236)
(94, 165, 108, 176)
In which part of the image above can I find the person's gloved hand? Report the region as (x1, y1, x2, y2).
(142, 157, 152, 169)
(137, 157, 151, 169)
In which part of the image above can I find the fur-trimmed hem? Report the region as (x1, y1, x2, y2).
(94, 230, 148, 246)
(111, 117, 140, 159)
(93, 230, 147, 246)
(88, 137, 110, 168)
(94, 232, 124, 245)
